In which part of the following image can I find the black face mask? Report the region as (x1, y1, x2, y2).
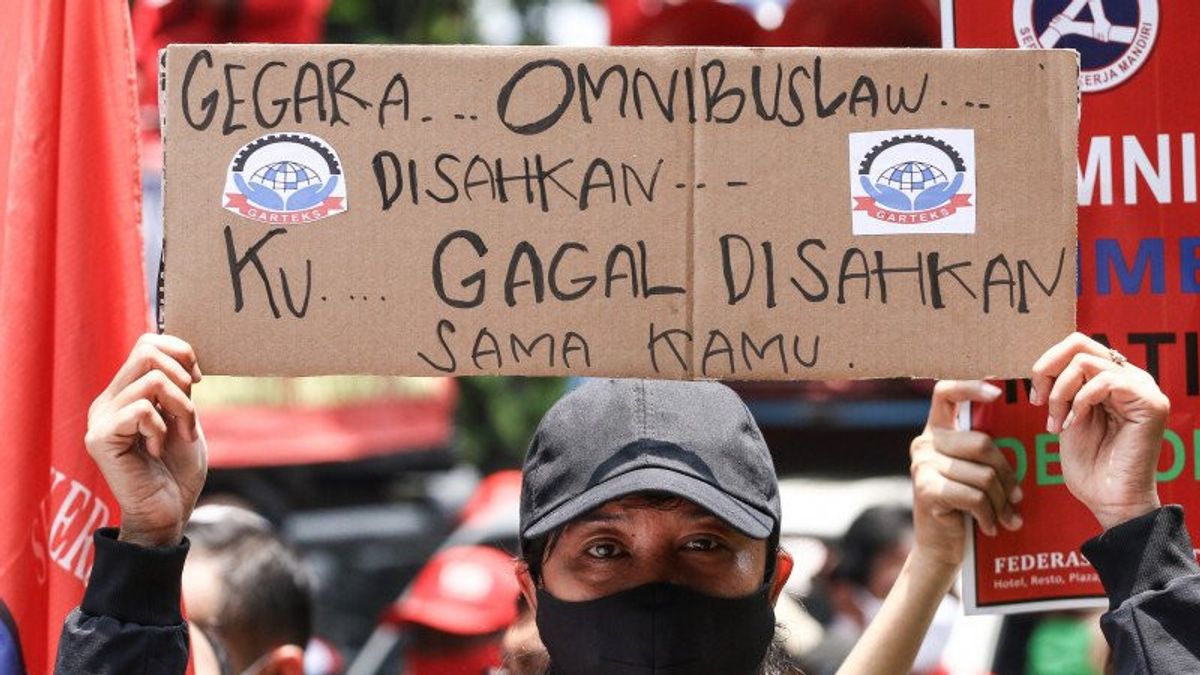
(534, 582, 775, 675)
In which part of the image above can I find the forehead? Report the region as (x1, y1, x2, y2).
(572, 494, 721, 524)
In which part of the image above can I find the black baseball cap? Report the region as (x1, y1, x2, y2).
(519, 379, 780, 544)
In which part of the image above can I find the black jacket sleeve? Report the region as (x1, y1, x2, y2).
(53, 528, 190, 675)
(1082, 505, 1200, 675)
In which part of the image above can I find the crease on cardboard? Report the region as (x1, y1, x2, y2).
(684, 46, 699, 378)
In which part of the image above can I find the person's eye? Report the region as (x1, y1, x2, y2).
(584, 541, 625, 559)
(683, 537, 723, 552)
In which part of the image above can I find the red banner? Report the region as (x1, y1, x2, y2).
(946, 0, 1200, 613)
(0, 0, 148, 669)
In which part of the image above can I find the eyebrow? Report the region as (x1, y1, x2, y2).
(571, 511, 626, 525)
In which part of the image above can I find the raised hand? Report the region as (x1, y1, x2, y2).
(909, 381, 1022, 569)
(84, 334, 207, 547)
(1031, 333, 1169, 530)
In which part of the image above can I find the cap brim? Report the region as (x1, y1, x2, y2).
(522, 466, 774, 541)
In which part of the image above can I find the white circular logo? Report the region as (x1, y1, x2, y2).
(1013, 0, 1159, 93)
(223, 132, 349, 224)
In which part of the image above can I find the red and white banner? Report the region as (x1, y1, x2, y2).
(852, 193, 973, 223)
(945, 0, 1200, 614)
(0, 0, 148, 669)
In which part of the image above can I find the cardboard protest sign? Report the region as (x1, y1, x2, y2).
(946, 0, 1200, 614)
(160, 45, 1077, 379)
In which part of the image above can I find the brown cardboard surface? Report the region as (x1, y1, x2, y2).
(161, 45, 1077, 378)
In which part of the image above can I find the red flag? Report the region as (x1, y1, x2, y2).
(0, 0, 148, 669)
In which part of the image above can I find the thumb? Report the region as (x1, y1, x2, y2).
(927, 380, 1003, 430)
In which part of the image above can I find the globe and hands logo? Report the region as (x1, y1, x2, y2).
(857, 134, 967, 213)
(224, 133, 348, 223)
(234, 160, 339, 212)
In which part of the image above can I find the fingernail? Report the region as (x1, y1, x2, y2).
(1046, 415, 1057, 433)
(1010, 486, 1024, 504)
(192, 365, 203, 382)
(982, 383, 1002, 400)
(1010, 514, 1023, 529)
(1062, 410, 1075, 430)
(1029, 387, 1041, 406)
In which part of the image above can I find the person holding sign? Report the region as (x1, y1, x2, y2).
(55, 333, 1200, 674)
(909, 333, 1199, 674)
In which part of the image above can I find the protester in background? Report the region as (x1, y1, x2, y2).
(390, 545, 521, 675)
(183, 503, 314, 675)
(801, 506, 959, 675)
(772, 591, 827, 669)
(827, 506, 916, 646)
(55, 332, 1200, 674)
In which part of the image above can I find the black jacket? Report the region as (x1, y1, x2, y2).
(55, 508, 1200, 674)
(53, 528, 189, 675)
(1081, 506, 1200, 675)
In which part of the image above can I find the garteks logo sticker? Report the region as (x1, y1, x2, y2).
(849, 129, 976, 235)
(224, 133, 347, 224)
(1013, 0, 1159, 92)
